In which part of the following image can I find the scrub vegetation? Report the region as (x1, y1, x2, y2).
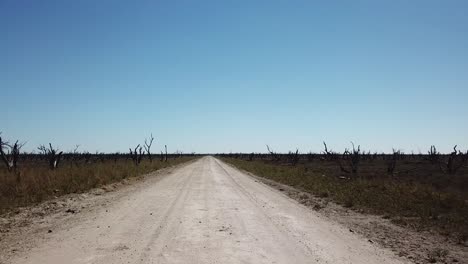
(219, 143, 468, 241)
(0, 133, 197, 212)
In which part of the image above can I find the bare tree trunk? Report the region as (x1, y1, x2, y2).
(440, 145, 467, 174)
(266, 145, 280, 162)
(0, 137, 22, 171)
(38, 143, 63, 170)
(387, 149, 400, 176)
(338, 142, 361, 178)
(129, 144, 143, 166)
(428, 145, 439, 164)
(144, 134, 154, 162)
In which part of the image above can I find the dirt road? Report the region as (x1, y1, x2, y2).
(9, 157, 406, 264)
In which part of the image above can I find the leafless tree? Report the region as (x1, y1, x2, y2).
(37, 145, 47, 155)
(349, 143, 361, 174)
(387, 149, 401, 175)
(0, 134, 9, 167)
(287, 149, 299, 166)
(144, 134, 154, 162)
(440, 145, 467, 175)
(173, 150, 183, 159)
(69, 144, 80, 164)
(339, 142, 361, 176)
(428, 145, 440, 164)
(129, 144, 143, 165)
(0, 135, 24, 171)
(38, 143, 63, 170)
(73, 145, 80, 154)
(266, 145, 280, 162)
(322, 142, 337, 160)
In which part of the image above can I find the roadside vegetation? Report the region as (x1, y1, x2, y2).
(0, 133, 198, 212)
(219, 143, 468, 242)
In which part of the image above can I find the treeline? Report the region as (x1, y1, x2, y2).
(217, 142, 468, 177)
(0, 132, 198, 172)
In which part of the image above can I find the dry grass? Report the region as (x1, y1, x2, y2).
(222, 158, 468, 238)
(0, 157, 196, 212)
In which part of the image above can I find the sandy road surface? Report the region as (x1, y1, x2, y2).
(9, 157, 406, 264)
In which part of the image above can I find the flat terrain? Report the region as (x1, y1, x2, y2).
(3, 157, 406, 264)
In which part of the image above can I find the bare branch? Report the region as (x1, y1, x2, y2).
(266, 145, 280, 161)
(38, 143, 62, 169)
(0, 136, 23, 171)
(440, 145, 467, 174)
(144, 134, 155, 162)
(130, 143, 144, 165)
(73, 145, 80, 154)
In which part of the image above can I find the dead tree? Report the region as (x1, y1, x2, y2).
(387, 149, 401, 175)
(38, 143, 63, 170)
(440, 145, 467, 175)
(349, 143, 361, 174)
(339, 150, 351, 174)
(144, 134, 155, 162)
(160, 151, 164, 161)
(322, 142, 337, 160)
(339, 142, 361, 176)
(287, 149, 299, 166)
(266, 145, 281, 162)
(428, 145, 440, 164)
(70, 144, 80, 165)
(37, 145, 47, 155)
(0, 136, 12, 169)
(0, 136, 23, 171)
(129, 144, 143, 165)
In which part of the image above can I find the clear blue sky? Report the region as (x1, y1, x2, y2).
(2, 0, 467, 154)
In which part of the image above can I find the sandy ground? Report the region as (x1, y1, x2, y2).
(1, 157, 410, 264)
